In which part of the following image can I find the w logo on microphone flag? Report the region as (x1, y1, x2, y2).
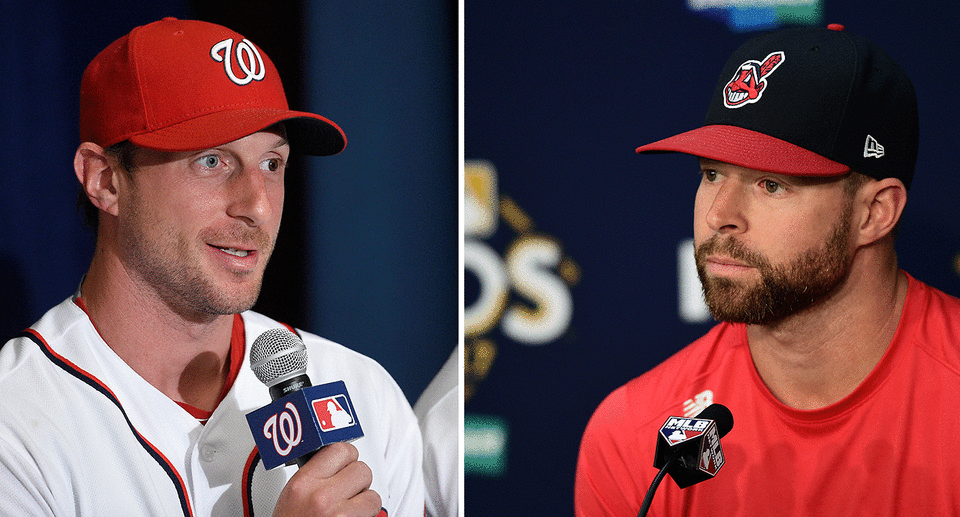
(246, 381, 364, 469)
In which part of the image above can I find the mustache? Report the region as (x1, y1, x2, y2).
(694, 235, 769, 269)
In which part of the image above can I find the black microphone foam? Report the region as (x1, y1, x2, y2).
(696, 403, 734, 438)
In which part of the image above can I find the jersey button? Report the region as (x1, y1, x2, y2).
(200, 444, 218, 462)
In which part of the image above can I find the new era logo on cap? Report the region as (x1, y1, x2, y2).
(864, 135, 884, 158)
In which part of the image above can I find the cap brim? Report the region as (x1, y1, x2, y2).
(128, 108, 346, 156)
(636, 125, 849, 177)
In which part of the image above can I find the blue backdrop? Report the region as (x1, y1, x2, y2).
(0, 0, 457, 406)
(465, 1, 960, 515)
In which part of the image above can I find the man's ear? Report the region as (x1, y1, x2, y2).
(855, 177, 907, 246)
(74, 142, 122, 217)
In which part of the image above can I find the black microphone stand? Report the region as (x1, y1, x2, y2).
(637, 454, 676, 517)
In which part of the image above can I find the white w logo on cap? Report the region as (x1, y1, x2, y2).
(210, 38, 266, 86)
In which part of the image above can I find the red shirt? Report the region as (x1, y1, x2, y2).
(575, 272, 960, 516)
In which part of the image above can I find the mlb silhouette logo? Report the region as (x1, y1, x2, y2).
(667, 429, 701, 445)
(313, 395, 356, 432)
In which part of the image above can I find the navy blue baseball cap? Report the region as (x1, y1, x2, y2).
(636, 24, 919, 188)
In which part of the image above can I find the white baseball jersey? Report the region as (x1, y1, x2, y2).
(0, 294, 425, 516)
(413, 348, 460, 517)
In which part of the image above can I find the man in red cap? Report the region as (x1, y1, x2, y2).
(576, 25, 960, 516)
(0, 18, 423, 516)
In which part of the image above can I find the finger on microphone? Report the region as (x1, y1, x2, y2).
(273, 442, 382, 517)
(298, 442, 361, 479)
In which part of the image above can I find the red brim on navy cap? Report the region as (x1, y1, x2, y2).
(635, 26, 918, 186)
(636, 124, 850, 177)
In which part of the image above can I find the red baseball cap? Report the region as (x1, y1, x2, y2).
(79, 18, 345, 156)
(636, 25, 918, 188)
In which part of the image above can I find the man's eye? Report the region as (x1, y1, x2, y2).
(763, 180, 782, 193)
(702, 170, 718, 181)
(199, 155, 221, 168)
(262, 158, 282, 172)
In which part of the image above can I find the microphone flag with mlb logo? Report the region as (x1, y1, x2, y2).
(246, 380, 364, 469)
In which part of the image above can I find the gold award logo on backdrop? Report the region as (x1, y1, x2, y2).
(464, 160, 580, 402)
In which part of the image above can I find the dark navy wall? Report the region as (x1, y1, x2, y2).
(302, 0, 459, 405)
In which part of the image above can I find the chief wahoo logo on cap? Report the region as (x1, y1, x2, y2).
(723, 51, 785, 108)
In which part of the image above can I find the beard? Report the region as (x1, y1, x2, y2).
(694, 202, 854, 325)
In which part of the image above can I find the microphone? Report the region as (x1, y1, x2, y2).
(638, 403, 734, 517)
(249, 327, 312, 401)
(245, 328, 365, 470)
(654, 403, 733, 487)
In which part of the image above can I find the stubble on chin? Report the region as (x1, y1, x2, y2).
(124, 221, 275, 320)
